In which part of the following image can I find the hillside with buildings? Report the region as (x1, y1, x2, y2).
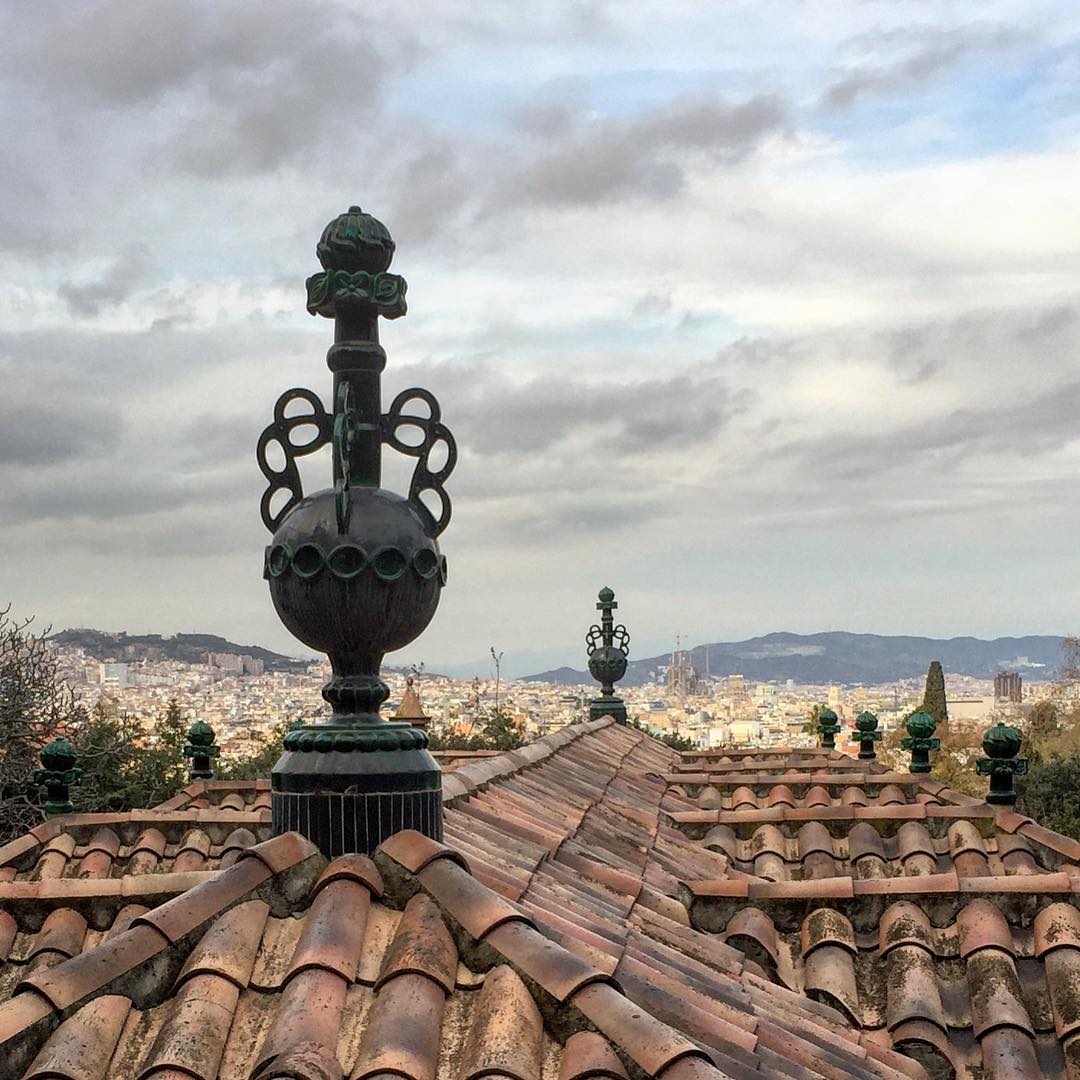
(525, 630, 1063, 686)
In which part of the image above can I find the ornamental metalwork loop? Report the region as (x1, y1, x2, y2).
(851, 710, 882, 761)
(383, 388, 457, 537)
(257, 388, 333, 532)
(816, 707, 841, 751)
(977, 721, 1027, 806)
(257, 204, 452, 857)
(587, 587, 629, 724)
(902, 711, 940, 774)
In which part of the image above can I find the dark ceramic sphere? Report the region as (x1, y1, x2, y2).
(589, 648, 628, 685)
(267, 487, 443, 667)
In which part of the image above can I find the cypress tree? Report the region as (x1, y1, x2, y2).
(922, 660, 948, 730)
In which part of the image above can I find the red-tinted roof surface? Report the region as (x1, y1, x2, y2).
(0, 718, 1070, 1078)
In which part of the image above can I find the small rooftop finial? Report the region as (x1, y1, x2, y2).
(852, 710, 881, 761)
(35, 737, 79, 815)
(587, 587, 630, 725)
(817, 707, 841, 751)
(394, 675, 431, 732)
(902, 711, 940, 774)
(184, 719, 219, 781)
(977, 721, 1028, 805)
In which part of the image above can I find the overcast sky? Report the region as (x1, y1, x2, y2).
(1, 2, 1079, 678)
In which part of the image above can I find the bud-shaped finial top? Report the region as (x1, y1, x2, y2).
(906, 712, 937, 740)
(317, 206, 395, 273)
(187, 719, 217, 748)
(40, 737, 78, 772)
(598, 586, 615, 604)
(982, 721, 1023, 760)
(855, 710, 879, 734)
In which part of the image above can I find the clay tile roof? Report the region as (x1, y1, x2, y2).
(10, 716, 1080, 1078)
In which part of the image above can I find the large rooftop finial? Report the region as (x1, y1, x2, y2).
(587, 587, 630, 724)
(257, 205, 455, 856)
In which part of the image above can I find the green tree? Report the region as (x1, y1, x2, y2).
(804, 703, 826, 736)
(1017, 757, 1080, 840)
(219, 717, 304, 779)
(922, 661, 948, 731)
(76, 698, 188, 812)
(0, 608, 87, 842)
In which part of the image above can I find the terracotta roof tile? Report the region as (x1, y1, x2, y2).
(375, 892, 457, 994)
(141, 970, 241, 1079)
(558, 1031, 628, 1080)
(486, 919, 612, 1002)
(314, 853, 383, 899)
(22, 993, 131, 1080)
(572, 982, 710, 1077)
(416, 857, 533, 942)
(284, 878, 372, 985)
(458, 965, 543, 1080)
(377, 829, 470, 875)
(349, 972, 446, 1080)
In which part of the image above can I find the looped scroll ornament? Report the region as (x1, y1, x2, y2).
(382, 388, 457, 536)
(586, 623, 630, 655)
(257, 388, 332, 531)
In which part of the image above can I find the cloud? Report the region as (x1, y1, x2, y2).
(502, 94, 788, 206)
(822, 24, 1025, 109)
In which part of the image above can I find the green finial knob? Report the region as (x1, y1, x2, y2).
(901, 711, 940, 774)
(852, 710, 882, 761)
(34, 737, 79, 815)
(184, 719, 220, 781)
(306, 206, 406, 320)
(817, 706, 841, 750)
(977, 721, 1027, 805)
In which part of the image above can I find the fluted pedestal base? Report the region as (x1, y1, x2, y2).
(590, 696, 627, 724)
(271, 724, 441, 856)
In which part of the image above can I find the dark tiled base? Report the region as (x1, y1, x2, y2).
(272, 785, 442, 857)
(590, 697, 627, 724)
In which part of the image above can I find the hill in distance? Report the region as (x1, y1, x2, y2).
(51, 628, 310, 673)
(522, 631, 1066, 687)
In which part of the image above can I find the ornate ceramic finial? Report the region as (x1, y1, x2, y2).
(35, 737, 79, 815)
(184, 719, 219, 781)
(977, 722, 1028, 805)
(587, 587, 630, 724)
(852, 711, 882, 761)
(256, 205, 455, 856)
(817, 707, 841, 750)
(902, 711, 940, 774)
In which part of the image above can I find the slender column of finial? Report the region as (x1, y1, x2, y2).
(977, 722, 1027, 805)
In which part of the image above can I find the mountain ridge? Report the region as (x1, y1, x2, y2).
(521, 631, 1065, 687)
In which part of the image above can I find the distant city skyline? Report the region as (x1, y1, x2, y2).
(2, 3, 1079, 669)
